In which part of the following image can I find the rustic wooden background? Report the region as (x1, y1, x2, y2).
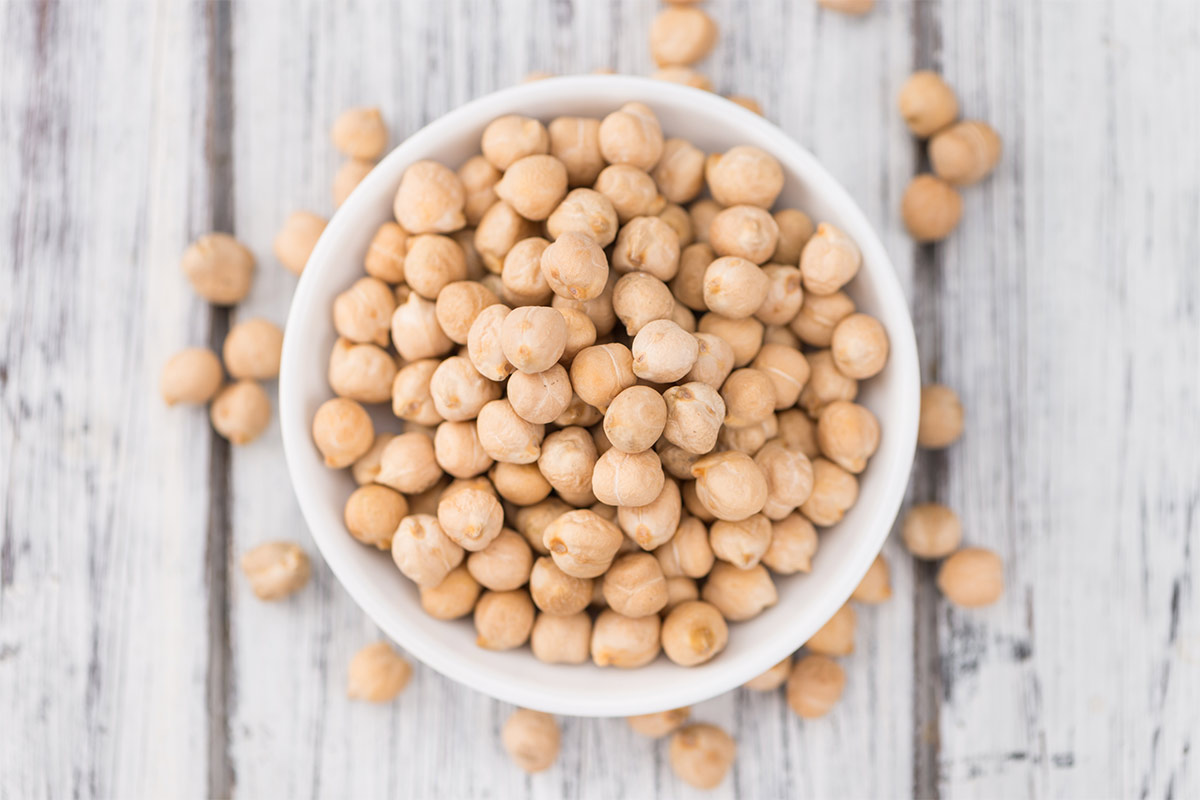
(1, 0, 1197, 798)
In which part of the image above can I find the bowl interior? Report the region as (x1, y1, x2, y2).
(280, 76, 918, 717)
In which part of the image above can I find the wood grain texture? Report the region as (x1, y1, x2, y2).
(0, 1, 1197, 799)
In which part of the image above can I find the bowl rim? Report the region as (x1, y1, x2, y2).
(280, 74, 919, 716)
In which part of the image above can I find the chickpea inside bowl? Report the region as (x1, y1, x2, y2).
(280, 75, 918, 717)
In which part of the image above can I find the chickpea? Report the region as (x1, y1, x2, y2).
(482, 115, 549, 171)
(501, 306, 567, 374)
(569, 343, 636, 412)
(557, 307, 597, 364)
(466, 527, 533, 591)
(181, 232, 255, 304)
(476, 398, 545, 465)
(390, 292, 454, 361)
(436, 486, 503, 552)
(787, 655, 845, 719)
(658, 203, 694, 248)
(404, 235, 467, 299)
(393, 160, 466, 234)
(344, 484, 407, 550)
(391, 513, 464, 587)
(528, 556, 592, 616)
(763, 324, 800, 348)
(691, 450, 768, 521)
(800, 222, 861, 296)
(377, 431, 443, 494)
(852, 553, 892, 604)
(752, 266, 803, 328)
(799, 458, 858, 527)
(762, 512, 818, 574)
(390, 359, 442, 425)
(617, 478, 682, 551)
(161, 347, 223, 406)
(654, 516, 714, 578)
(898, 70, 959, 137)
(652, 66, 713, 92)
(504, 365, 570, 425)
(434, 280, 499, 345)
(273, 211, 329, 277)
(491, 461, 553, 506)
(902, 174, 963, 242)
(494, 154, 568, 222)
(240, 541, 310, 600)
(776, 409, 820, 458)
(345, 640, 411, 704)
(333, 158, 373, 207)
(553, 271, 618, 335)
(697, 313, 764, 367)
(501, 707, 561, 774)
(598, 102, 664, 171)
(696, 256, 766, 321)
(332, 276, 393, 346)
(602, 553, 668, 618)
(938, 547, 1004, 607)
(930, 120, 1002, 186)
(434, 420, 494, 479)
(407, 476, 451, 516)
(663, 576, 699, 614)
(721, 368, 775, 428)
(612, 272, 674, 336)
(514, 497, 571, 555)
(331, 106, 386, 159)
(474, 589, 535, 650)
(652, 137, 706, 205)
(709, 206, 780, 267)
(650, 5, 717, 66)
(918, 383, 964, 448)
(657, 440, 700, 480)
(661, 600, 728, 666)
(831, 313, 889, 379)
(705, 146, 783, 210)
(903, 503, 962, 560)
(466, 303, 514, 381)
(709, 514, 772, 569)
(662, 381, 725, 454)
(420, 565, 481, 620)
(627, 707, 690, 738)
(543, 508, 625, 578)
(530, 611, 592, 664)
(770, 209, 815, 265)
(683, 333, 734, 390)
(458, 155, 502, 226)
(540, 230, 610, 300)
(789, 290, 855, 347)
(548, 116, 605, 187)
(352, 433, 395, 485)
(687, 199, 721, 244)
(311, 396, 373, 466)
(537, 426, 598, 505)
(669, 724, 736, 790)
(745, 656, 791, 691)
(454, 229, 485, 283)
(681, 479, 716, 523)
(806, 603, 856, 657)
(818, 0, 875, 14)
(748, 344, 809, 411)
(591, 448, 665, 508)
(430, 355, 501, 422)
(593, 164, 666, 223)
(364, 221, 408, 283)
(327, 339, 395, 404)
(702, 561, 776, 621)
(591, 609, 661, 668)
(545, 188, 619, 248)
(612, 216, 681, 281)
(753, 440, 815, 521)
(217, 319, 283, 384)
(817, 400, 880, 473)
(475, 201, 540, 273)
(553, 393, 603, 427)
(600, 386, 666, 454)
(798, 350, 858, 416)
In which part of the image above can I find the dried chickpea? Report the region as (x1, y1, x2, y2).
(475, 201, 540, 272)
(612, 272, 674, 336)
(787, 655, 845, 719)
(818, 0, 875, 13)
(537, 426, 598, 505)
(903, 503, 962, 559)
(898, 69, 959, 140)
(346, 641, 410, 703)
(218, 319, 282, 383)
(628, 707, 690, 738)
(789, 290, 855, 347)
(331, 106, 386, 159)
(393, 160, 466, 234)
(612, 216, 681, 281)
(345, 484, 408, 550)
(721, 367, 775, 428)
(697, 313, 764, 367)
(420, 565, 482, 620)
(476, 398, 544, 464)
(507, 365, 572, 425)
(491, 462, 553, 506)
(691, 450, 768, 521)
(529, 556, 592, 616)
(482, 115, 549, 171)
(663, 576, 699, 613)
(771, 209, 815, 265)
(709, 206, 780, 266)
(434, 420, 494, 479)
(706, 145, 783, 209)
(548, 117, 605, 187)
(650, 5, 717, 66)
(662, 600, 728, 666)
(852, 553, 892, 604)
(593, 164, 666, 223)
(274, 211, 328, 276)
(438, 487, 504, 552)
(776, 409, 820, 458)
(762, 512, 818, 574)
(459, 155, 502, 226)
(554, 270, 618, 335)
(670, 302, 697, 334)
(657, 440, 700, 480)
(333, 276, 394, 346)
(514, 497, 570, 556)
(902, 173, 963, 242)
(501, 306, 567, 374)
(602, 553, 668, 618)
(658, 202, 694, 247)
(918, 384, 964, 448)
(687, 199, 721, 244)
(501, 708, 560, 773)
(763, 325, 800, 348)
(311, 396, 373, 466)
(654, 516, 714, 579)
(684, 333, 735, 390)
(474, 589, 535, 650)
(569, 343, 636, 412)
(808, 603, 856, 655)
(800, 222, 860, 295)
(391, 513, 464, 587)
(745, 656, 791, 691)
(653, 138, 706, 204)
(240, 541, 310, 600)
(435, 280, 499, 344)
(377, 431, 443, 494)
(669, 724, 735, 790)
(682, 479, 716, 523)
(160, 347, 223, 405)
(709, 514, 772, 569)
(831, 313, 889, 379)
(540, 230, 610, 300)
(817, 400, 880, 473)
(798, 350, 858, 416)
(590, 609, 661, 667)
(938, 548, 1004, 607)
(702, 561, 776, 621)
(602, 386, 667, 454)
(390, 292, 454, 361)
(328, 338, 394, 404)
(495, 154, 568, 221)
(618, 478, 682, 551)
(530, 611, 592, 664)
(558, 307, 597, 364)
(181, 233, 255, 304)
(929, 120, 1002, 186)
(718, 414, 776, 456)
(364, 222, 408, 283)
(748, 266, 804, 327)
(543, 508, 625, 578)
(466, 528, 533, 591)
(430, 355, 502, 422)
(466, 303, 514, 381)
(755, 440, 815, 520)
(407, 476, 451, 516)
(592, 448, 665, 507)
(333, 158, 373, 207)
(799, 458, 858, 527)
(598, 103, 664, 171)
(404, 234, 468, 299)
(352, 433, 395, 485)
(546, 188, 619, 248)
(652, 67, 713, 92)
(390, 359, 442, 425)
(663, 381, 725, 454)
(697, 257, 766, 321)
(749, 344, 809, 411)
(554, 393, 603, 427)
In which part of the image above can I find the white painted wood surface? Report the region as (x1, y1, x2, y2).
(1, 1, 1197, 798)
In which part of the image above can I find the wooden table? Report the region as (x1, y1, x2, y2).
(2, 1, 1197, 797)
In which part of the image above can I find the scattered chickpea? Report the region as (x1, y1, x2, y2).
(612, 272, 674, 336)
(697, 312, 764, 367)
(706, 145, 784, 209)
(391, 513, 464, 587)
(160, 347, 223, 406)
(502, 708, 561, 774)
(491, 461, 553, 506)
(420, 565, 482, 620)
(654, 516, 714, 579)
(435, 280, 499, 344)
(333, 159, 374, 207)
(762, 513, 818, 574)
(530, 611, 593, 664)
(687, 199, 722, 245)
(789, 289, 855, 347)
(652, 67, 714, 92)
(852, 553, 892, 604)
(807, 603, 856, 656)
(391, 291, 454, 361)
(800, 222, 861, 296)
(346, 641, 411, 703)
(482, 115, 550, 171)
(709, 206, 780, 265)
(818, 0, 875, 15)
(612, 215, 681, 281)
(495, 154, 568, 221)
(430, 355, 502, 422)
(652, 138, 706, 204)
(603, 386, 668, 454)
(475, 201, 540, 272)
(543, 508, 625, 578)
(274, 211, 328, 276)
(684, 333, 735, 389)
(902, 173, 963, 243)
(181, 232, 255, 304)
(799, 458, 858, 527)
(540, 230, 610, 300)
(709, 514, 772, 569)
(617, 478, 682, 551)
(898, 71, 959, 138)
(902, 502, 962, 559)
(662, 600, 728, 666)
(240, 541, 310, 600)
(501, 306, 568, 374)
(212, 380, 272, 445)
(593, 164, 666, 223)
(364, 221, 408, 283)
(332, 106, 387, 160)
(438, 486, 504, 552)
(590, 608, 661, 667)
(720, 367, 776, 429)
(918, 383, 964, 448)
(754, 440, 815, 521)
(662, 381, 726, 454)
(929, 120, 1002, 186)
(726, 95, 762, 115)
(333, 276, 395, 346)
(650, 5, 718, 67)
(744, 656, 791, 691)
(548, 117, 605, 187)
(351, 433, 395, 485)
(345, 484, 408, 550)
(938, 547, 1004, 607)
(377, 431, 443, 494)
(592, 448, 665, 507)
(627, 707, 690, 738)
(669, 724, 736, 790)
(569, 343, 636, 412)
(771, 209, 815, 265)
(798, 349, 858, 417)
(787, 655, 845, 719)
(598, 103, 664, 171)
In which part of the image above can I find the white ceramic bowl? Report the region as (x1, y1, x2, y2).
(281, 75, 918, 717)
